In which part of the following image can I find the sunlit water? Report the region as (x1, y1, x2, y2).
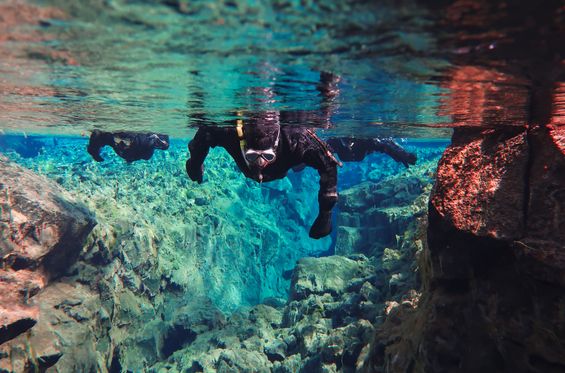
(2, 0, 564, 298)
(2, 1, 564, 371)
(0, 0, 564, 294)
(0, 0, 565, 364)
(4, 0, 560, 137)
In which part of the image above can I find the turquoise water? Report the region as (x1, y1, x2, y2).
(0, 0, 493, 136)
(1, 133, 446, 310)
(0, 0, 456, 310)
(1, 0, 562, 371)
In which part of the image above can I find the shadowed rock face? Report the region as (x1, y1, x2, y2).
(365, 125, 565, 373)
(0, 157, 96, 369)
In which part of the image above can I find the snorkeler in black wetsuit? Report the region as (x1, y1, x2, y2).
(186, 116, 416, 238)
(186, 71, 416, 238)
(87, 130, 170, 163)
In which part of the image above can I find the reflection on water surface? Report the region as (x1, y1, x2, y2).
(0, 0, 562, 137)
(1, 1, 564, 371)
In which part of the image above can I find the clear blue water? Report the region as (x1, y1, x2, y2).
(1, 1, 563, 370)
(2, 0, 563, 301)
(0, 1, 455, 310)
(1, 132, 446, 310)
(1, 0, 560, 309)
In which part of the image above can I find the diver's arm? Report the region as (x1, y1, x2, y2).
(302, 142, 339, 239)
(186, 126, 235, 183)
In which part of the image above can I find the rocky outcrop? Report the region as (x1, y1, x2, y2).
(0, 157, 96, 371)
(431, 127, 528, 240)
(366, 125, 565, 372)
(12, 139, 330, 313)
(1, 136, 437, 372)
(0, 157, 96, 277)
(335, 174, 430, 258)
(148, 255, 381, 373)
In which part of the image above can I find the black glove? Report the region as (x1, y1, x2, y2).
(309, 211, 333, 239)
(186, 158, 203, 183)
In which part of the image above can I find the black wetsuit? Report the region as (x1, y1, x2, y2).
(87, 130, 170, 163)
(187, 125, 338, 239)
(327, 137, 417, 166)
(186, 123, 417, 239)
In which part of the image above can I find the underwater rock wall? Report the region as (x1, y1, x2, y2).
(148, 254, 379, 372)
(335, 163, 435, 258)
(0, 138, 331, 371)
(143, 152, 441, 372)
(366, 125, 565, 372)
(0, 137, 443, 372)
(8, 138, 327, 311)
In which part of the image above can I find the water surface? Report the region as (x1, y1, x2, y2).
(4, 0, 562, 138)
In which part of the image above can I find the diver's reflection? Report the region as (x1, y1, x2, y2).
(186, 116, 416, 239)
(87, 130, 169, 163)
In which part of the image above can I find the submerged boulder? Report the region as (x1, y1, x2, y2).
(0, 157, 96, 369)
(0, 157, 96, 278)
(289, 255, 375, 301)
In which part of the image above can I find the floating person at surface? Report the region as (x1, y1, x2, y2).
(186, 116, 416, 239)
(185, 71, 416, 239)
(87, 130, 170, 163)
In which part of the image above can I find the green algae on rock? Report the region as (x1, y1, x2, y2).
(1, 137, 441, 371)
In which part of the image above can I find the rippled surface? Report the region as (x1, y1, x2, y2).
(0, 0, 563, 138)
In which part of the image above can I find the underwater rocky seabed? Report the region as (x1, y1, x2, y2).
(0, 136, 445, 372)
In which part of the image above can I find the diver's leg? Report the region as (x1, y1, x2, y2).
(372, 138, 417, 167)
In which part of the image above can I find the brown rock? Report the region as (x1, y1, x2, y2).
(0, 158, 95, 348)
(0, 158, 96, 277)
(0, 282, 103, 372)
(364, 125, 565, 373)
(0, 269, 43, 345)
(430, 127, 528, 240)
